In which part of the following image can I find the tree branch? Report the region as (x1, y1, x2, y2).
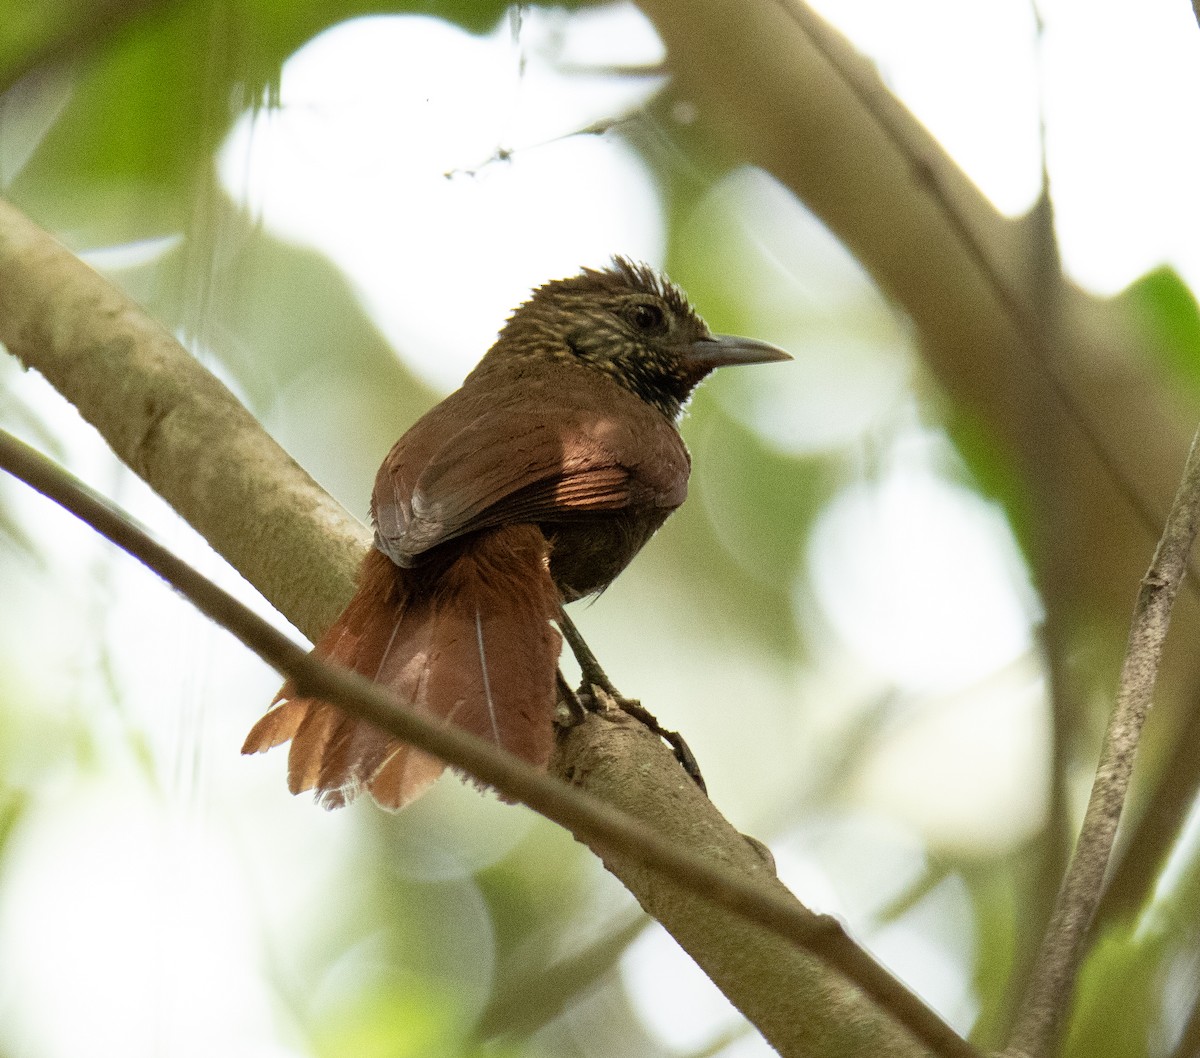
(1003, 425, 1200, 1058)
(0, 194, 368, 642)
(0, 426, 971, 1058)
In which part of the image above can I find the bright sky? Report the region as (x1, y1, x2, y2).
(6, 2, 1200, 1056)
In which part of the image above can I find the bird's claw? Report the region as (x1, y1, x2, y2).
(557, 609, 707, 793)
(583, 686, 707, 795)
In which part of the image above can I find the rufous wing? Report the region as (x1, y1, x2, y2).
(372, 405, 687, 568)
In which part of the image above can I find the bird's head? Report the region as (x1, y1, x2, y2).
(492, 257, 790, 420)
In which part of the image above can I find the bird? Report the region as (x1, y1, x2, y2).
(242, 257, 790, 810)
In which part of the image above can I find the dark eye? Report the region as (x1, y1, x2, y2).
(628, 302, 667, 334)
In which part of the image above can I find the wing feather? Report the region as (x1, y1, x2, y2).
(373, 410, 661, 565)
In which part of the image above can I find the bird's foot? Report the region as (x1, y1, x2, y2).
(556, 608, 706, 792)
(577, 683, 707, 795)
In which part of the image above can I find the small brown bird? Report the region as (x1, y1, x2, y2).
(243, 258, 789, 809)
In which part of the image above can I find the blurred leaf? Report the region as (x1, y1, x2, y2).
(943, 403, 1035, 560)
(0, 0, 163, 92)
(11, 0, 229, 234)
(0, 483, 39, 562)
(314, 977, 461, 1058)
(692, 395, 826, 584)
(0, 0, 78, 79)
(1122, 266, 1200, 398)
(189, 197, 438, 411)
(474, 827, 592, 950)
(242, 0, 528, 63)
(8, 0, 595, 235)
(649, 389, 821, 656)
(1063, 923, 1163, 1058)
(0, 785, 27, 867)
(962, 862, 1020, 1051)
(476, 912, 645, 1041)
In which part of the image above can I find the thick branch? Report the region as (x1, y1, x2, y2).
(0, 427, 967, 1058)
(0, 195, 367, 641)
(1005, 426, 1200, 1058)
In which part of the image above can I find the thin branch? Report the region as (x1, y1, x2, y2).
(1004, 425, 1200, 1058)
(0, 427, 976, 1058)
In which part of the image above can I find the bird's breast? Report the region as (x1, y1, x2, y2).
(543, 507, 673, 600)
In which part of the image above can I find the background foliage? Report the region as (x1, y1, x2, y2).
(2, 2, 1200, 1057)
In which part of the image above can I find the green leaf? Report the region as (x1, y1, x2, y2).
(1122, 266, 1200, 397)
(1063, 924, 1163, 1058)
(7, 0, 595, 234)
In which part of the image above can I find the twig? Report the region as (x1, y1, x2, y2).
(0, 427, 979, 1058)
(1004, 425, 1200, 1058)
(474, 911, 648, 1041)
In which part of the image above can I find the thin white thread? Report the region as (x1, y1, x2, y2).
(372, 616, 405, 682)
(475, 607, 501, 746)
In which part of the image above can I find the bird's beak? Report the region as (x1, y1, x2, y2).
(686, 333, 792, 370)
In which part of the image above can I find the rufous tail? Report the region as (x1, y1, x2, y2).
(242, 525, 562, 810)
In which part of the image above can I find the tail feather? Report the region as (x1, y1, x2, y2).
(240, 698, 307, 752)
(242, 527, 563, 811)
(287, 703, 341, 795)
(366, 744, 447, 809)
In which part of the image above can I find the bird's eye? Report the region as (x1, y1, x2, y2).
(628, 302, 667, 334)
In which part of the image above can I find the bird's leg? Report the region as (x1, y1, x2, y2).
(555, 667, 588, 727)
(557, 606, 620, 699)
(556, 607, 707, 794)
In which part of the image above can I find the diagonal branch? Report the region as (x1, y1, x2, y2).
(1004, 425, 1200, 1058)
(0, 427, 972, 1058)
